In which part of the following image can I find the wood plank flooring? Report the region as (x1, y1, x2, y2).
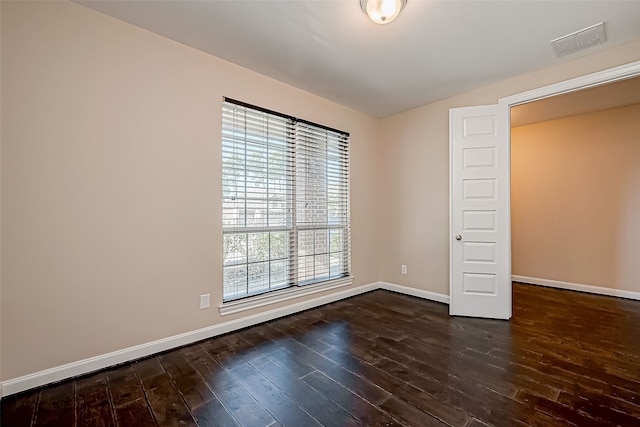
(3, 283, 640, 426)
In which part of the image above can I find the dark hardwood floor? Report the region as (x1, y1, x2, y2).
(3, 283, 640, 426)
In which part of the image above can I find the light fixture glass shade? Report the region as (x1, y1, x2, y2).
(361, 0, 407, 24)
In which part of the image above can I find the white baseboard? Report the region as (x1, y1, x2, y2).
(512, 275, 640, 301)
(1, 280, 450, 397)
(2, 282, 378, 397)
(1, 270, 636, 397)
(21, 276, 632, 397)
(379, 282, 450, 304)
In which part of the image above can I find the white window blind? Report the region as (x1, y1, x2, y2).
(222, 99, 350, 301)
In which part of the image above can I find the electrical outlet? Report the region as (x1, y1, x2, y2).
(200, 294, 211, 309)
(401, 265, 407, 275)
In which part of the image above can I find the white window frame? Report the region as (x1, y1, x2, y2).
(220, 98, 352, 314)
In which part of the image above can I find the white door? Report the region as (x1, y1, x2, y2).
(449, 104, 511, 319)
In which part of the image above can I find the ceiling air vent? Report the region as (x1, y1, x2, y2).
(550, 22, 606, 57)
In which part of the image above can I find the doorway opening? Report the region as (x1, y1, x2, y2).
(509, 76, 640, 300)
(500, 60, 640, 310)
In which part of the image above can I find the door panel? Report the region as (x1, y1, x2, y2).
(463, 147, 496, 168)
(450, 105, 511, 319)
(463, 242, 496, 263)
(462, 178, 497, 200)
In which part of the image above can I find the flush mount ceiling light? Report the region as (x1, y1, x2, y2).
(361, 0, 407, 24)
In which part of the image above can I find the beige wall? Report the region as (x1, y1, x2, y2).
(511, 104, 640, 292)
(378, 39, 640, 295)
(0, 1, 382, 380)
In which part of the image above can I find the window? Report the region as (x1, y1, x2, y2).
(222, 98, 350, 302)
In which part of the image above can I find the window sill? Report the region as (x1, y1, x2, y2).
(219, 276, 354, 316)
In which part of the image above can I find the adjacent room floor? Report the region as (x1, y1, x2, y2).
(2, 283, 640, 426)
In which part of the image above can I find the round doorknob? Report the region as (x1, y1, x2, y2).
(455, 235, 462, 241)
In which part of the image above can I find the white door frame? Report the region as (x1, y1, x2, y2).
(499, 60, 640, 108)
(497, 59, 640, 308)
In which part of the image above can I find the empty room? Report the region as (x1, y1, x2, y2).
(1, 1, 640, 426)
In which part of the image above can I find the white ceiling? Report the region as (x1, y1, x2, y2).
(77, 1, 640, 118)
